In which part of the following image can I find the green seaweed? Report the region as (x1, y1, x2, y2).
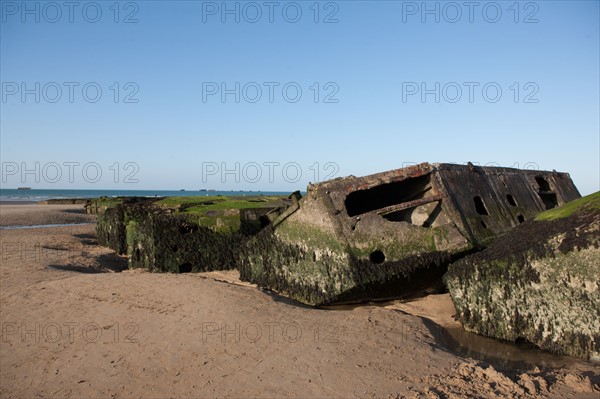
(95, 195, 289, 273)
(157, 195, 286, 212)
(239, 221, 456, 306)
(535, 191, 600, 221)
(446, 197, 600, 359)
(127, 212, 239, 273)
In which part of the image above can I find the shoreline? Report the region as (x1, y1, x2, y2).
(0, 203, 96, 227)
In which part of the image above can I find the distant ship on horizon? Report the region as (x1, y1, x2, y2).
(17, 187, 31, 190)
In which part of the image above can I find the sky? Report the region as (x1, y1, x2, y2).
(1, 0, 599, 194)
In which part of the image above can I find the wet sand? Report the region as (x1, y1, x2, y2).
(0, 203, 96, 227)
(1, 204, 598, 398)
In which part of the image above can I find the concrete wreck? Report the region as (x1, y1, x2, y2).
(445, 192, 600, 360)
(239, 162, 581, 306)
(91, 195, 289, 273)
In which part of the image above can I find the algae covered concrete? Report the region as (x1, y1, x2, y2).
(445, 192, 600, 360)
(95, 197, 161, 255)
(94, 195, 289, 273)
(239, 163, 581, 306)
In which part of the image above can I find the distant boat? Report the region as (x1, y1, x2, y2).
(17, 187, 31, 190)
(180, 189, 185, 192)
(199, 189, 207, 192)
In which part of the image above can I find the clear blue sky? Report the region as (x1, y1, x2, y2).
(1, 0, 599, 194)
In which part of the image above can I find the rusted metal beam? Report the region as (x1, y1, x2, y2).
(376, 194, 445, 216)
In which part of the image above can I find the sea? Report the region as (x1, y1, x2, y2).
(0, 189, 291, 203)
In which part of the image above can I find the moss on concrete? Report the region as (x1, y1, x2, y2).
(127, 212, 239, 273)
(96, 195, 289, 272)
(238, 186, 476, 307)
(84, 197, 126, 214)
(239, 218, 458, 306)
(96, 200, 157, 254)
(446, 192, 600, 359)
(535, 191, 600, 221)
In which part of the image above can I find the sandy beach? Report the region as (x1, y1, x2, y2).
(1, 204, 598, 398)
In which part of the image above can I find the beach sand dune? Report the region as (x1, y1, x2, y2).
(1, 205, 598, 398)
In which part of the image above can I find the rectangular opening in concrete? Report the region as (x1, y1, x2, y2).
(473, 196, 489, 216)
(535, 176, 558, 210)
(344, 174, 431, 217)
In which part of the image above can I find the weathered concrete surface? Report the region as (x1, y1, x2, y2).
(84, 196, 128, 214)
(95, 196, 289, 272)
(96, 197, 163, 254)
(38, 198, 90, 205)
(239, 163, 581, 306)
(126, 212, 240, 273)
(445, 192, 600, 360)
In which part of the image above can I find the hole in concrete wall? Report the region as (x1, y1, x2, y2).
(259, 215, 271, 228)
(345, 174, 431, 217)
(473, 196, 489, 215)
(535, 176, 552, 191)
(506, 194, 517, 207)
(517, 215, 525, 223)
(535, 176, 558, 210)
(480, 220, 488, 229)
(179, 263, 192, 273)
(539, 193, 558, 210)
(369, 250, 385, 264)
